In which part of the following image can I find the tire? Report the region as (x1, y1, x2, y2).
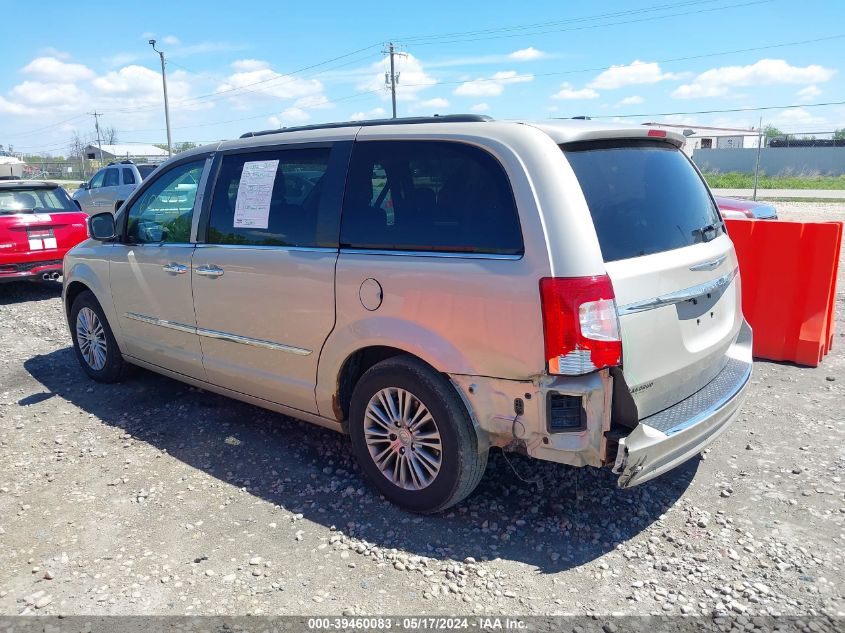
(69, 290, 128, 383)
(348, 355, 488, 513)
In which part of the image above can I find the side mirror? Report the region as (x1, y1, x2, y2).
(78, 181, 89, 190)
(88, 212, 116, 241)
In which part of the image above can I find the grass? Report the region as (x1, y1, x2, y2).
(703, 172, 845, 190)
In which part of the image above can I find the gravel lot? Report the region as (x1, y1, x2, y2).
(0, 202, 842, 618)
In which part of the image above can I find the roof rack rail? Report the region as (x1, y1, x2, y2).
(240, 114, 493, 139)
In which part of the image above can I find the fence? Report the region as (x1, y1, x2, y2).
(20, 160, 97, 181)
(691, 147, 845, 176)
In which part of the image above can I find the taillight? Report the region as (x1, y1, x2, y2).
(539, 275, 622, 375)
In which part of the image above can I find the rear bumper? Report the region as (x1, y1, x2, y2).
(0, 258, 64, 282)
(613, 319, 753, 487)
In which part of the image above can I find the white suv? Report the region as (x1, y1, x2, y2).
(73, 161, 158, 215)
(64, 115, 752, 513)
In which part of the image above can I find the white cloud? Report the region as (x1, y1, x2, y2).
(22, 56, 94, 82)
(508, 47, 546, 61)
(163, 35, 181, 46)
(103, 52, 141, 67)
(0, 96, 37, 115)
(293, 94, 332, 109)
(268, 107, 311, 127)
(357, 53, 435, 101)
(91, 66, 200, 112)
(552, 82, 599, 100)
(454, 70, 533, 97)
(350, 107, 386, 120)
(769, 107, 825, 127)
(471, 102, 490, 112)
(672, 59, 836, 99)
(39, 48, 71, 61)
(796, 85, 821, 102)
(617, 95, 644, 106)
(9, 81, 86, 108)
(589, 60, 680, 90)
(217, 60, 325, 109)
(410, 97, 449, 112)
(231, 59, 269, 72)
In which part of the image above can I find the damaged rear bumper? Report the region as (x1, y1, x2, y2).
(613, 319, 753, 488)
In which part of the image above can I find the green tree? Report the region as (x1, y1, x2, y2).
(833, 128, 845, 140)
(762, 124, 784, 138)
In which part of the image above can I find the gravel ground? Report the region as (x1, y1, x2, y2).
(0, 202, 842, 618)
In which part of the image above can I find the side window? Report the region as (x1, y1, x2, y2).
(88, 170, 106, 189)
(340, 141, 523, 255)
(126, 160, 205, 244)
(122, 168, 136, 185)
(207, 147, 330, 247)
(103, 168, 120, 187)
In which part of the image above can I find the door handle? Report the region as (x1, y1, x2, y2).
(163, 262, 188, 274)
(195, 265, 224, 278)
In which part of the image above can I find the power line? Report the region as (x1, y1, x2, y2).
(397, 0, 726, 43)
(576, 100, 845, 119)
(385, 33, 845, 93)
(101, 45, 383, 115)
(405, 0, 773, 45)
(3, 114, 88, 140)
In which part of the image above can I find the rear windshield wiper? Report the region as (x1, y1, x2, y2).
(694, 223, 719, 243)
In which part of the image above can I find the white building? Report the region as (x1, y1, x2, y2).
(642, 123, 762, 155)
(84, 144, 169, 162)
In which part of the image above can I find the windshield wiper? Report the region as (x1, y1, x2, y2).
(693, 223, 719, 243)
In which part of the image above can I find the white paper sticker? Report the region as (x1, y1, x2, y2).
(233, 160, 279, 229)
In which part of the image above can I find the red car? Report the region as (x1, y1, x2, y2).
(714, 195, 778, 220)
(0, 181, 89, 283)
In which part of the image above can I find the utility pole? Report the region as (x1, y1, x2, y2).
(149, 39, 173, 157)
(753, 115, 763, 201)
(88, 111, 104, 167)
(384, 42, 402, 119)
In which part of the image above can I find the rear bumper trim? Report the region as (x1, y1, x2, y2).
(613, 319, 752, 487)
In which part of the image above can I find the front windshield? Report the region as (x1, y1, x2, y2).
(0, 187, 77, 215)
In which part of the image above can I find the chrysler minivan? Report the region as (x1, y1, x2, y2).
(63, 115, 752, 513)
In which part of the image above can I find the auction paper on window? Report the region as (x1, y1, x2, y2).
(233, 160, 279, 229)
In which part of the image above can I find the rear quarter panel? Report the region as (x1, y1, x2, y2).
(316, 123, 608, 418)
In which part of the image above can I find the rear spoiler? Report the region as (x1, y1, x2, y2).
(528, 122, 686, 149)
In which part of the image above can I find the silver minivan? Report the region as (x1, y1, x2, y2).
(63, 115, 752, 513)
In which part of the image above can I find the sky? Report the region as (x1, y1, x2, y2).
(2, 0, 844, 156)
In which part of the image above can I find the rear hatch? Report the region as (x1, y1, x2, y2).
(563, 139, 743, 419)
(0, 212, 87, 256)
(0, 186, 88, 259)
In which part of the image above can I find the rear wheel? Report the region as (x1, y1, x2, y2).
(69, 290, 128, 383)
(349, 355, 487, 513)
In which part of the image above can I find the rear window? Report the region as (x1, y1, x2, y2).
(0, 187, 77, 214)
(563, 140, 722, 262)
(137, 165, 157, 180)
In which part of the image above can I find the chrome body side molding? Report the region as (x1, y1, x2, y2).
(124, 312, 311, 355)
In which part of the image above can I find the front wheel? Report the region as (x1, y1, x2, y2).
(348, 355, 487, 513)
(69, 290, 128, 382)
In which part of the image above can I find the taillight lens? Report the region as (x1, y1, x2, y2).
(539, 275, 622, 375)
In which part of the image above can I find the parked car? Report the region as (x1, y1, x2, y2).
(73, 160, 158, 215)
(715, 196, 777, 219)
(0, 181, 88, 282)
(63, 115, 752, 513)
